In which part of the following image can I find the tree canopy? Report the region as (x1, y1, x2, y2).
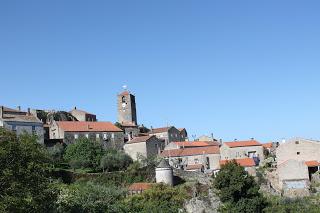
(0, 128, 56, 212)
(213, 160, 266, 213)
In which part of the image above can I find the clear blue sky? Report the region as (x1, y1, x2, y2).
(1, 0, 320, 142)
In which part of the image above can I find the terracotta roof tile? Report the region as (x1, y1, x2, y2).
(224, 140, 262, 148)
(186, 164, 203, 170)
(126, 135, 154, 144)
(161, 146, 220, 157)
(262, 143, 273, 149)
(220, 158, 256, 167)
(128, 182, 153, 191)
(57, 121, 122, 132)
(119, 91, 130, 96)
(305, 160, 320, 167)
(173, 141, 219, 148)
(150, 127, 172, 134)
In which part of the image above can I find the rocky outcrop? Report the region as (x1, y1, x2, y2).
(184, 189, 220, 213)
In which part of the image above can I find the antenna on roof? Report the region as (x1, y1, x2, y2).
(122, 85, 128, 91)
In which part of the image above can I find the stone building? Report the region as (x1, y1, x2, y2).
(156, 159, 173, 186)
(70, 107, 97, 121)
(161, 146, 221, 172)
(276, 138, 320, 165)
(117, 90, 139, 141)
(49, 121, 124, 149)
(128, 183, 154, 195)
(277, 159, 310, 197)
(149, 126, 182, 146)
(178, 128, 188, 141)
(164, 141, 220, 151)
(123, 135, 164, 161)
(0, 106, 44, 144)
(220, 158, 257, 176)
(220, 140, 264, 164)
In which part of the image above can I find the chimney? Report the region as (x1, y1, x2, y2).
(0, 106, 3, 118)
(251, 137, 254, 141)
(74, 106, 77, 110)
(17, 106, 21, 111)
(234, 139, 237, 141)
(27, 108, 31, 115)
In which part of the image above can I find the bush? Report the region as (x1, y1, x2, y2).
(100, 150, 133, 172)
(64, 138, 104, 171)
(213, 160, 266, 213)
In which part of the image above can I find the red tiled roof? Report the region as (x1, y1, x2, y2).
(150, 127, 172, 134)
(220, 158, 256, 167)
(224, 140, 262, 148)
(161, 146, 220, 157)
(119, 91, 130, 96)
(305, 160, 320, 167)
(57, 121, 122, 132)
(173, 141, 219, 148)
(262, 143, 273, 149)
(126, 135, 154, 144)
(128, 182, 153, 191)
(186, 164, 203, 170)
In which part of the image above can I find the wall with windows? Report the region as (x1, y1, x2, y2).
(220, 144, 264, 162)
(2, 121, 44, 144)
(277, 138, 320, 165)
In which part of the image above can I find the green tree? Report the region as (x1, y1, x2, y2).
(100, 150, 133, 172)
(0, 128, 57, 212)
(56, 181, 126, 213)
(64, 138, 104, 171)
(123, 183, 189, 213)
(213, 160, 266, 213)
(47, 143, 65, 167)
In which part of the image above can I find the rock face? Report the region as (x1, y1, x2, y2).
(184, 189, 220, 213)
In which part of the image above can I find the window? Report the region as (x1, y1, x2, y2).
(96, 134, 100, 139)
(103, 133, 107, 140)
(297, 152, 300, 155)
(194, 158, 199, 164)
(111, 133, 114, 139)
(12, 125, 16, 132)
(32, 126, 36, 134)
(85, 134, 89, 138)
(295, 141, 299, 144)
(74, 134, 79, 139)
(122, 96, 126, 103)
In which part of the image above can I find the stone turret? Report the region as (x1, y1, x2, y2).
(156, 159, 173, 186)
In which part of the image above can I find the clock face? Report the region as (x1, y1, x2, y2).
(122, 103, 126, 108)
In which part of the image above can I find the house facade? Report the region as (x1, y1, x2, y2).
(178, 128, 188, 141)
(220, 140, 264, 164)
(161, 146, 221, 171)
(123, 135, 164, 161)
(70, 107, 97, 122)
(0, 106, 44, 144)
(276, 138, 320, 165)
(164, 141, 220, 151)
(49, 121, 124, 149)
(149, 126, 182, 146)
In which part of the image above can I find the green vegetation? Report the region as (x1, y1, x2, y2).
(0, 128, 57, 212)
(123, 183, 189, 213)
(213, 160, 267, 213)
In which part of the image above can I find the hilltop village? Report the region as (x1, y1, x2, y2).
(2, 89, 320, 212)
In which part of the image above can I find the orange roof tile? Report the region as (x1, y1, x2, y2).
(220, 158, 256, 167)
(262, 143, 273, 149)
(224, 140, 262, 148)
(186, 164, 203, 170)
(305, 160, 320, 167)
(161, 146, 220, 157)
(173, 141, 219, 148)
(128, 182, 153, 191)
(126, 135, 154, 144)
(119, 91, 130, 96)
(57, 121, 122, 132)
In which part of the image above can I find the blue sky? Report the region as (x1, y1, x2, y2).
(1, 0, 320, 142)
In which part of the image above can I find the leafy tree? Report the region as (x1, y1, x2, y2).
(64, 138, 104, 171)
(0, 128, 57, 212)
(56, 181, 126, 213)
(100, 150, 133, 172)
(213, 160, 266, 213)
(123, 183, 189, 213)
(47, 143, 65, 166)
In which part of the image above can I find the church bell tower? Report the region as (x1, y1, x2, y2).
(117, 88, 137, 126)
